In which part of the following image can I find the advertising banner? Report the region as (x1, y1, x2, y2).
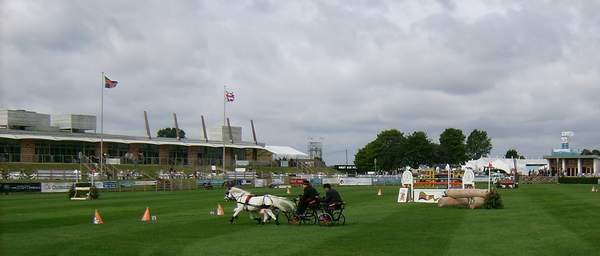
(197, 179, 224, 186)
(102, 181, 117, 189)
(134, 181, 157, 186)
(254, 179, 265, 188)
(373, 177, 401, 185)
(0, 183, 42, 192)
(236, 160, 250, 166)
(339, 177, 372, 186)
(289, 178, 305, 185)
(413, 189, 446, 203)
(271, 178, 284, 185)
(119, 180, 134, 188)
(309, 178, 322, 185)
(94, 182, 104, 188)
(41, 182, 73, 193)
(322, 178, 339, 185)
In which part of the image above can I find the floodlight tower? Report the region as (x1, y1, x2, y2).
(307, 137, 324, 160)
(560, 131, 574, 150)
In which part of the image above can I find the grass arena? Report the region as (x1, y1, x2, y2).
(2, 184, 599, 256)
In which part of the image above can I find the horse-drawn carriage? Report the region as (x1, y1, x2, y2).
(286, 196, 346, 226)
(224, 187, 346, 226)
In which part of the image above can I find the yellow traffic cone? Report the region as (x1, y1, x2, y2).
(93, 209, 104, 224)
(377, 188, 383, 196)
(217, 204, 225, 216)
(141, 207, 151, 222)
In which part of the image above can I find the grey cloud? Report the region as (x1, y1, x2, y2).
(2, 0, 600, 165)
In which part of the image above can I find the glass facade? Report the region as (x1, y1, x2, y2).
(232, 148, 246, 161)
(0, 138, 20, 162)
(35, 141, 95, 163)
(138, 144, 159, 165)
(108, 143, 129, 158)
(1, 137, 267, 166)
(168, 145, 188, 165)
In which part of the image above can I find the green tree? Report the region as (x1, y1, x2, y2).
(157, 127, 186, 138)
(466, 129, 492, 160)
(438, 128, 467, 164)
(404, 131, 435, 168)
(505, 149, 524, 159)
(581, 149, 600, 156)
(354, 129, 406, 172)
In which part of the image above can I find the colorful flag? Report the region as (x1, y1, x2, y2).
(104, 75, 118, 88)
(225, 91, 235, 102)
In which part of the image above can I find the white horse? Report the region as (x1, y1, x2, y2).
(225, 187, 295, 225)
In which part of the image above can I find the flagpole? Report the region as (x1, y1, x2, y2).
(222, 85, 226, 176)
(98, 72, 104, 186)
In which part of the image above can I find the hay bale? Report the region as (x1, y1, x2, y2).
(468, 197, 485, 209)
(446, 189, 488, 198)
(438, 197, 469, 208)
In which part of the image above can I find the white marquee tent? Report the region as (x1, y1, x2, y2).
(265, 146, 309, 160)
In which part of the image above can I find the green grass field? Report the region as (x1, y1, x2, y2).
(1, 184, 599, 256)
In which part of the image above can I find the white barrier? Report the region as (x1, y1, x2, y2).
(134, 181, 157, 186)
(322, 178, 340, 185)
(41, 182, 73, 193)
(339, 177, 372, 186)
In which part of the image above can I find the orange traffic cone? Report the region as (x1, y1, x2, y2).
(217, 204, 225, 216)
(286, 187, 291, 194)
(93, 209, 104, 224)
(377, 188, 383, 196)
(141, 207, 151, 222)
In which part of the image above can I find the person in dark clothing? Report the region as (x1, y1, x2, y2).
(322, 183, 343, 205)
(322, 183, 343, 215)
(296, 180, 319, 217)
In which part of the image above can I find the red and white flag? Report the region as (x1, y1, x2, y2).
(104, 75, 118, 88)
(225, 91, 235, 102)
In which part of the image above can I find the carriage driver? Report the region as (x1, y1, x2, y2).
(322, 183, 343, 207)
(296, 179, 320, 217)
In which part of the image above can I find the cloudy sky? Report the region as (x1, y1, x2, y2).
(1, 0, 599, 164)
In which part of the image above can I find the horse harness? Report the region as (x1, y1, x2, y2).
(237, 194, 272, 210)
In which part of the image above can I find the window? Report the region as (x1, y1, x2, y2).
(0, 139, 20, 162)
(138, 144, 159, 165)
(168, 145, 188, 165)
(34, 141, 95, 163)
(108, 143, 128, 158)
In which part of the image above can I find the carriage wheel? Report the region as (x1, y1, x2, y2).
(334, 212, 345, 225)
(318, 213, 333, 226)
(302, 210, 317, 225)
(284, 212, 296, 224)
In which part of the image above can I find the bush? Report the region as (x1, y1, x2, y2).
(558, 177, 599, 184)
(483, 189, 503, 209)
